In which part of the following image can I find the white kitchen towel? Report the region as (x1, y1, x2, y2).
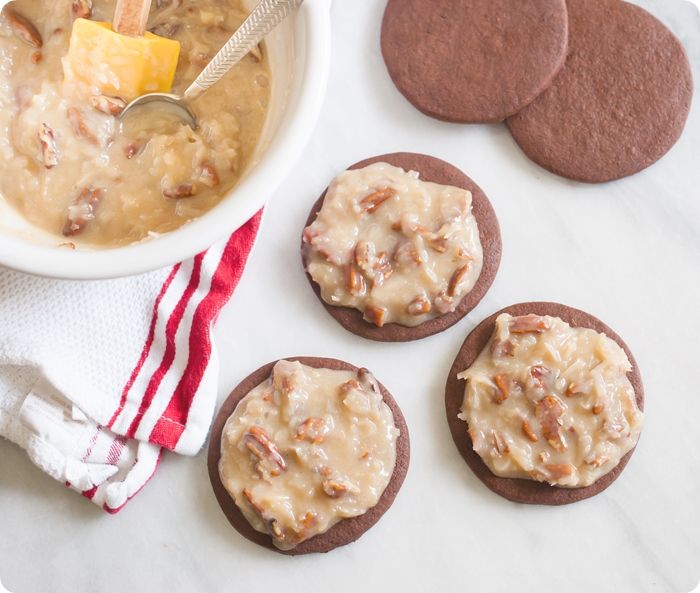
(0, 211, 261, 512)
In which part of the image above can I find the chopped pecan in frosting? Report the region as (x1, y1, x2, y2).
(219, 360, 399, 550)
(458, 313, 643, 488)
(303, 163, 484, 328)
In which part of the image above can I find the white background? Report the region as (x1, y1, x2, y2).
(1, 0, 699, 592)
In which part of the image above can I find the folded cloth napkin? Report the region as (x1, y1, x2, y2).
(0, 212, 261, 512)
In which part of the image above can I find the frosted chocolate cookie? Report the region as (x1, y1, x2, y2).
(208, 357, 410, 555)
(302, 153, 501, 342)
(380, 0, 569, 123)
(507, 0, 693, 183)
(445, 302, 644, 505)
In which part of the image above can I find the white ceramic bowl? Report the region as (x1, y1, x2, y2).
(0, 0, 331, 280)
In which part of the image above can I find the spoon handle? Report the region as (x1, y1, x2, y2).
(113, 0, 152, 36)
(184, 0, 303, 101)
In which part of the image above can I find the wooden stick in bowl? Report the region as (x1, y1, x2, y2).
(113, 0, 152, 36)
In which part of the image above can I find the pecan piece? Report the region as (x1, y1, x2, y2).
(269, 520, 285, 541)
(199, 161, 220, 187)
(90, 95, 125, 116)
(429, 237, 449, 253)
(242, 426, 286, 476)
(490, 338, 515, 358)
(434, 291, 454, 314)
(322, 479, 351, 498)
(71, 0, 92, 19)
(62, 187, 103, 236)
(509, 314, 550, 334)
(67, 107, 98, 144)
(529, 365, 550, 389)
(363, 305, 387, 327)
(243, 490, 313, 547)
(360, 187, 396, 213)
(355, 241, 382, 276)
(3, 5, 42, 48)
(586, 456, 609, 468)
(30, 50, 41, 64)
(163, 184, 196, 199)
(455, 247, 473, 261)
(394, 239, 424, 266)
(391, 214, 427, 235)
(123, 142, 142, 160)
(279, 373, 299, 396)
(371, 251, 393, 289)
(522, 419, 539, 442)
(354, 240, 372, 269)
(340, 378, 362, 396)
(297, 511, 317, 534)
(345, 263, 366, 296)
(543, 463, 574, 480)
(407, 295, 431, 316)
(566, 382, 582, 397)
(302, 228, 339, 263)
(357, 368, 380, 394)
(38, 123, 59, 169)
(271, 512, 317, 547)
(492, 374, 510, 404)
(295, 417, 327, 444)
(447, 264, 469, 297)
(535, 395, 566, 452)
(592, 404, 604, 415)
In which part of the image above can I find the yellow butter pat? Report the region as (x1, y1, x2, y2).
(65, 19, 180, 100)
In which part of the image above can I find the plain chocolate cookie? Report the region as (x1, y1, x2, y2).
(445, 302, 644, 505)
(507, 0, 694, 183)
(301, 153, 502, 342)
(381, 0, 569, 123)
(208, 357, 410, 555)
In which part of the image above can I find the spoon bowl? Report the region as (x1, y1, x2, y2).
(119, 0, 303, 129)
(121, 92, 197, 128)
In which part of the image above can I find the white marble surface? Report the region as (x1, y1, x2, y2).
(1, 0, 699, 591)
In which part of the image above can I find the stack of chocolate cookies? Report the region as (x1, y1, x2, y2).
(381, 0, 693, 182)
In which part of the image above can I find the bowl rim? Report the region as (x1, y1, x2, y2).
(0, 0, 331, 281)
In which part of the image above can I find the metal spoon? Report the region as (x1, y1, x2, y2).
(120, 0, 304, 128)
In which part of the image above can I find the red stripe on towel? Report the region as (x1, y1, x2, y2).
(81, 426, 102, 462)
(108, 264, 180, 429)
(106, 436, 127, 465)
(124, 255, 204, 439)
(149, 212, 261, 450)
(82, 486, 98, 500)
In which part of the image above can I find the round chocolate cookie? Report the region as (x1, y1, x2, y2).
(445, 302, 644, 505)
(301, 153, 502, 342)
(381, 0, 569, 123)
(208, 357, 410, 555)
(507, 0, 693, 183)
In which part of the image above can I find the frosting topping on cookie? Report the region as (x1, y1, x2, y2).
(303, 162, 484, 327)
(458, 313, 644, 487)
(219, 360, 399, 550)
